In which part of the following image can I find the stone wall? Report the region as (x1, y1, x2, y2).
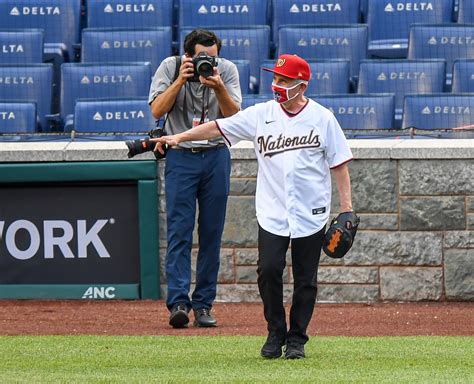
(156, 140, 474, 302)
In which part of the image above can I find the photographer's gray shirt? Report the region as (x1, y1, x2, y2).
(148, 56, 242, 148)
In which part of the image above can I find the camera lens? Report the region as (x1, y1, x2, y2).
(126, 137, 154, 158)
(196, 60, 214, 78)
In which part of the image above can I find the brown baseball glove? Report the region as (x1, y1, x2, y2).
(323, 211, 360, 259)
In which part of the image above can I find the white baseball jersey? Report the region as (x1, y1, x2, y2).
(216, 98, 352, 238)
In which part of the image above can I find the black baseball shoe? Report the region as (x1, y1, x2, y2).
(261, 335, 286, 359)
(193, 308, 217, 327)
(169, 303, 189, 328)
(284, 342, 305, 359)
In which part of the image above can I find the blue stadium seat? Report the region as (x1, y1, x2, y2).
(0, 0, 81, 61)
(72, 98, 155, 134)
(402, 93, 474, 129)
(0, 64, 53, 131)
(408, 24, 474, 85)
(232, 60, 251, 94)
(360, 0, 369, 22)
(457, 0, 474, 22)
(272, 0, 360, 44)
(60, 63, 152, 125)
(312, 94, 395, 130)
(179, 26, 271, 91)
(86, 0, 173, 28)
(178, 0, 268, 28)
(241, 94, 272, 109)
(0, 102, 36, 133)
(0, 0, 81, 114)
(277, 25, 368, 81)
(0, 29, 43, 64)
(367, 0, 454, 58)
(452, 59, 474, 92)
(258, 60, 274, 94)
(259, 60, 350, 95)
(358, 59, 446, 124)
(81, 28, 172, 73)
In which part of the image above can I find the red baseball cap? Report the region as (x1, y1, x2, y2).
(263, 54, 311, 81)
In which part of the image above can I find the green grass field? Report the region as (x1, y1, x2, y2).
(0, 336, 472, 383)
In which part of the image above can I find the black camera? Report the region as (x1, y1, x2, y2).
(126, 128, 168, 159)
(190, 52, 217, 81)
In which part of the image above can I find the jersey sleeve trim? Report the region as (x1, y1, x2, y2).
(330, 157, 353, 169)
(215, 120, 232, 147)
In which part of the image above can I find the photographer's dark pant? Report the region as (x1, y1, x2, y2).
(257, 225, 324, 345)
(165, 146, 230, 312)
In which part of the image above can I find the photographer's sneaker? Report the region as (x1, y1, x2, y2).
(169, 303, 189, 328)
(193, 308, 217, 327)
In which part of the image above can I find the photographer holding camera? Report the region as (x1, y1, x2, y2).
(148, 29, 242, 328)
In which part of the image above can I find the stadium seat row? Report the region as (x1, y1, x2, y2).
(1, 0, 474, 137)
(245, 93, 474, 133)
(0, 63, 151, 131)
(2, 58, 474, 132)
(2, 23, 474, 92)
(3, 93, 474, 136)
(1, 0, 474, 62)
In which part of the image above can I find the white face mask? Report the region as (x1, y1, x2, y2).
(271, 81, 302, 104)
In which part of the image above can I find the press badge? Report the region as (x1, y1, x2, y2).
(191, 116, 209, 145)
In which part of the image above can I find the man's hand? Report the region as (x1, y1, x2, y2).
(323, 211, 360, 259)
(177, 56, 195, 85)
(200, 67, 240, 117)
(199, 67, 225, 91)
(150, 121, 221, 155)
(151, 135, 181, 155)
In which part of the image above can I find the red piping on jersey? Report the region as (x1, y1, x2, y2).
(215, 121, 231, 147)
(280, 98, 309, 118)
(330, 157, 353, 169)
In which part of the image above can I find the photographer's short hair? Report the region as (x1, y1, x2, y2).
(184, 29, 222, 56)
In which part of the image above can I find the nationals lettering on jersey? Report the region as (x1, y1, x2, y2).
(257, 130, 321, 157)
(216, 98, 352, 239)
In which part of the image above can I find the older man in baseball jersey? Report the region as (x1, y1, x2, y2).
(153, 54, 355, 360)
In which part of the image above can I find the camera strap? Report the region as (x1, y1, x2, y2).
(183, 82, 210, 129)
(199, 87, 210, 124)
(173, 55, 181, 83)
(159, 56, 182, 132)
(172, 55, 210, 130)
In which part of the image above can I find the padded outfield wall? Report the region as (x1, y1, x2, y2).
(0, 145, 159, 300)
